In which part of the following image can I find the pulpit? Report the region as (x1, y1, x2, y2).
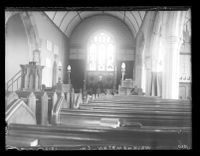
(20, 62, 44, 91)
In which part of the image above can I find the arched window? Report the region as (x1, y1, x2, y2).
(87, 32, 115, 71)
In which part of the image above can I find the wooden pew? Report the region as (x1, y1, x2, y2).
(6, 93, 191, 150)
(6, 92, 19, 108)
(59, 94, 191, 128)
(79, 95, 190, 113)
(16, 92, 37, 115)
(6, 136, 38, 148)
(79, 103, 190, 111)
(6, 123, 191, 149)
(45, 91, 58, 124)
(71, 92, 83, 109)
(43, 91, 63, 124)
(51, 92, 65, 125)
(6, 99, 36, 125)
(35, 92, 49, 125)
(64, 91, 83, 109)
(59, 108, 191, 127)
(90, 98, 191, 105)
(81, 96, 191, 111)
(16, 91, 49, 125)
(91, 94, 191, 103)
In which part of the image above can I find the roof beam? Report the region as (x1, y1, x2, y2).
(119, 12, 136, 35)
(76, 11, 83, 21)
(138, 11, 143, 21)
(65, 13, 79, 36)
(123, 11, 126, 22)
(59, 11, 69, 28)
(52, 11, 57, 20)
(129, 11, 140, 30)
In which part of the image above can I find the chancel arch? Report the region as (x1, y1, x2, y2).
(69, 14, 135, 91)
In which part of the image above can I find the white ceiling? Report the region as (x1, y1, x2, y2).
(44, 11, 146, 38)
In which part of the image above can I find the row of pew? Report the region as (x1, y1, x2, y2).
(5, 90, 83, 125)
(58, 94, 191, 149)
(6, 122, 191, 150)
(6, 92, 192, 150)
(59, 95, 191, 127)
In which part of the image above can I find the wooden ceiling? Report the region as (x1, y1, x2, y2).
(44, 11, 146, 38)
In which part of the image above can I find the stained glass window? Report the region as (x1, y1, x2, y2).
(88, 33, 115, 71)
(88, 44, 96, 71)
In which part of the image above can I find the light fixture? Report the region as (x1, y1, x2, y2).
(121, 62, 126, 69)
(67, 65, 71, 71)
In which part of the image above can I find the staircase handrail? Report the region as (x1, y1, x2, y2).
(6, 70, 24, 92)
(7, 70, 22, 84)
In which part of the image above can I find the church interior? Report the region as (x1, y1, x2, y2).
(5, 8, 191, 150)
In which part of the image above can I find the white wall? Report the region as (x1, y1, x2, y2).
(70, 14, 135, 61)
(5, 12, 70, 89)
(5, 14, 29, 86)
(32, 12, 70, 86)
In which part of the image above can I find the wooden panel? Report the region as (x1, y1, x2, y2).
(6, 92, 19, 108)
(6, 99, 36, 125)
(87, 71, 115, 90)
(179, 54, 191, 83)
(6, 136, 38, 147)
(7, 123, 191, 149)
(179, 85, 186, 99)
(179, 83, 191, 100)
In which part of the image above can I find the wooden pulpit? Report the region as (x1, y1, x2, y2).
(20, 62, 44, 91)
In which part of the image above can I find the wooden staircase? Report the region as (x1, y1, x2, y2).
(6, 70, 24, 92)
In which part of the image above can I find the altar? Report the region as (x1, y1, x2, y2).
(118, 79, 135, 95)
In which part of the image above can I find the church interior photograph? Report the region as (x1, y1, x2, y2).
(5, 7, 191, 150)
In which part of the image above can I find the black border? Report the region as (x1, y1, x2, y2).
(2, 0, 198, 154)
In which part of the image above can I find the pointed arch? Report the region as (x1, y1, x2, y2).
(5, 11, 40, 63)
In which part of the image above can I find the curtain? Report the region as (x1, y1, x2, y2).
(150, 72, 162, 97)
(52, 61, 57, 87)
(148, 12, 163, 97)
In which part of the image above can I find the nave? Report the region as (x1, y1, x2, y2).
(5, 8, 191, 150)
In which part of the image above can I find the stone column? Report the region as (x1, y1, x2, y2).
(161, 11, 186, 99)
(113, 66, 117, 92)
(162, 36, 183, 99)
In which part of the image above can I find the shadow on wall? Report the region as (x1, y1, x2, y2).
(69, 60, 85, 90)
